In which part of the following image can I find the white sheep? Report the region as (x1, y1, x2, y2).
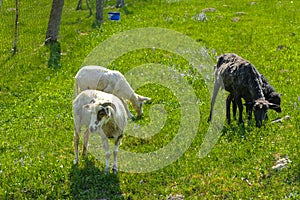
(73, 89, 127, 174)
(75, 65, 151, 119)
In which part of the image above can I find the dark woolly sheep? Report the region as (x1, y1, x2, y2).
(208, 53, 280, 127)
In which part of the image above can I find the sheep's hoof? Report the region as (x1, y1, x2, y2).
(256, 121, 262, 128)
(130, 116, 136, 121)
(73, 159, 78, 165)
(112, 167, 118, 174)
(82, 150, 88, 157)
(104, 167, 110, 175)
(135, 115, 143, 120)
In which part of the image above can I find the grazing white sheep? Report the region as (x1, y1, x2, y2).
(75, 66, 150, 119)
(73, 90, 127, 174)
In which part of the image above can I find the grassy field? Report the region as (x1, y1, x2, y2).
(0, 0, 299, 199)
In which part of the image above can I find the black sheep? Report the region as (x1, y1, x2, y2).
(208, 53, 281, 127)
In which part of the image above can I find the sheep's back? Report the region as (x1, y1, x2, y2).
(216, 54, 264, 100)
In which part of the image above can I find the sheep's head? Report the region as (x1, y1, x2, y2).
(267, 92, 281, 113)
(84, 100, 114, 133)
(253, 99, 269, 127)
(133, 95, 151, 118)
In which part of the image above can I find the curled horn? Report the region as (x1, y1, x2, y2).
(101, 102, 116, 111)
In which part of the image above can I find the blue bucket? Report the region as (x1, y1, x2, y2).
(108, 12, 121, 21)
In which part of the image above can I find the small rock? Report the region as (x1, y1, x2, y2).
(272, 156, 292, 170)
(241, 177, 252, 186)
(165, 17, 173, 22)
(236, 12, 246, 15)
(167, 194, 184, 200)
(277, 45, 287, 51)
(202, 8, 216, 12)
(193, 12, 207, 22)
(232, 17, 240, 22)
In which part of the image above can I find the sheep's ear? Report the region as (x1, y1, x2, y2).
(269, 103, 282, 113)
(138, 95, 151, 102)
(270, 92, 281, 98)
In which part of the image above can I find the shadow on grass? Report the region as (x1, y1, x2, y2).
(221, 120, 256, 141)
(122, 6, 133, 15)
(47, 42, 61, 69)
(0, 48, 16, 66)
(70, 157, 124, 199)
(92, 19, 102, 29)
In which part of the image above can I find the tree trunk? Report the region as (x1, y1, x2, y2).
(96, 0, 104, 22)
(116, 0, 125, 8)
(12, 0, 19, 54)
(76, 0, 92, 16)
(45, 0, 64, 45)
(76, 0, 83, 10)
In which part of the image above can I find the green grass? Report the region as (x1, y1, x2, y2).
(0, 0, 299, 199)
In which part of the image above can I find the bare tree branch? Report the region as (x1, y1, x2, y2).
(12, 0, 19, 54)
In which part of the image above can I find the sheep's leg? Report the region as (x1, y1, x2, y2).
(100, 131, 110, 174)
(74, 130, 80, 164)
(112, 134, 123, 174)
(82, 129, 89, 156)
(208, 82, 220, 122)
(246, 104, 253, 120)
(226, 94, 233, 124)
(120, 98, 134, 120)
(232, 98, 237, 120)
(112, 145, 119, 174)
(235, 97, 244, 124)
